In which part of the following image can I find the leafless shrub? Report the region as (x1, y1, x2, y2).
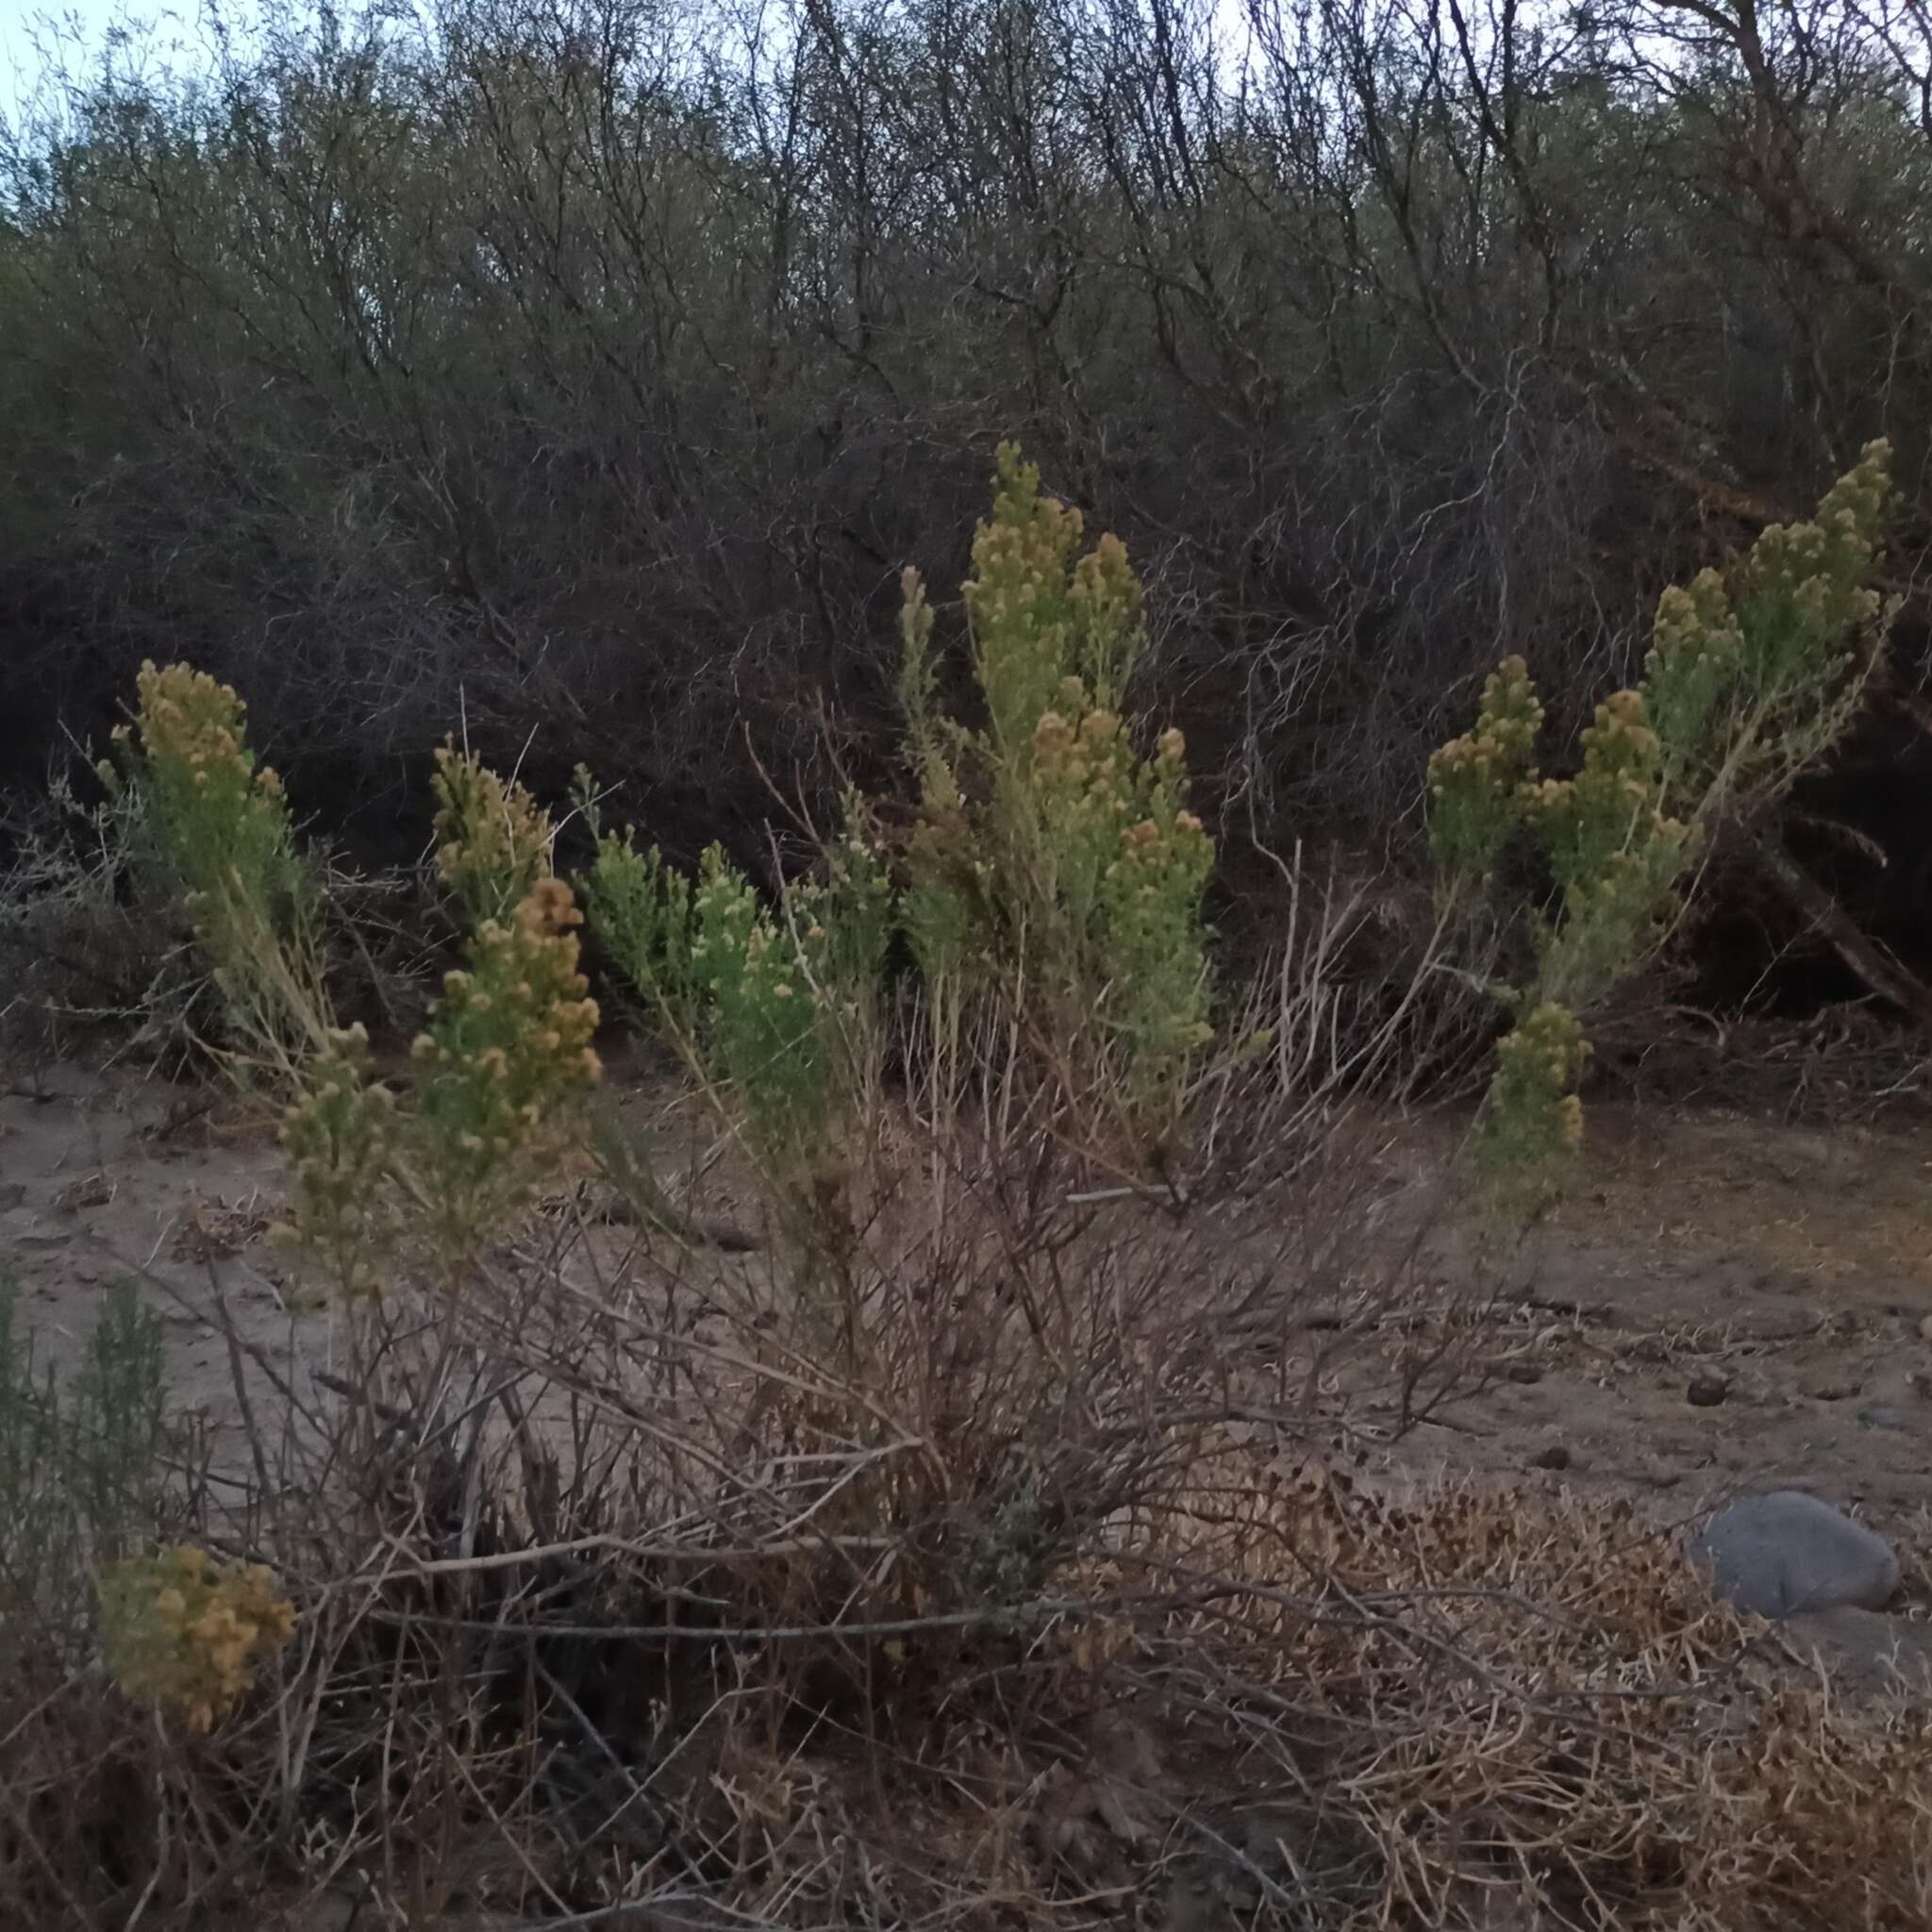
(5, 0, 1928, 1010)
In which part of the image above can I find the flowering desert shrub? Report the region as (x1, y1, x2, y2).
(581, 444, 1216, 1172)
(121, 666, 603, 1292)
(899, 445, 1215, 1139)
(1434, 441, 1897, 1180)
(42, 454, 1932, 1932)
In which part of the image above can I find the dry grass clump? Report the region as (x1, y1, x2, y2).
(1119, 1458, 1932, 1928)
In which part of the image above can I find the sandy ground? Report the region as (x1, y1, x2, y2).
(4, 1059, 1929, 1557)
(1436, 1100, 1932, 1535)
(0, 1062, 320, 1427)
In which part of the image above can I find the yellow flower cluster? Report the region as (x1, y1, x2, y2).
(1748, 439, 1891, 637)
(1649, 569, 1743, 682)
(1483, 1000, 1592, 1168)
(431, 741, 555, 925)
(99, 1545, 296, 1734)
(1033, 704, 1208, 882)
(1427, 655, 1545, 886)
(1068, 530, 1142, 690)
(964, 474, 1085, 638)
(1644, 440, 1893, 788)
(1521, 688, 1690, 1013)
(963, 445, 1149, 752)
(1028, 691, 1214, 1063)
(128, 661, 282, 800)
(417, 877, 603, 1079)
(113, 659, 323, 1055)
(890, 444, 1212, 1141)
(277, 1023, 397, 1294)
(1032, 691, 1129, 791)
(413, 878, 602, 1230)
(121, 660, 292, 915)
(1429, 655, 1544, 789)
(1524, 690, 1679, 846)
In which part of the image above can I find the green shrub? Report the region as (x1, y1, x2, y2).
(1435, 441, 1897, 1182)
(125, 449, 1220, 1291)
(580, 444, 1216, 1172)
(579, 827, 808, 1143)
(0, 1277, 173, 1642)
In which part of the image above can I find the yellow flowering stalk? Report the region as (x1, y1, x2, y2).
(276, 1022, 397, 1296)
(1645, 439, 1895, 809)
(899, 444, 1214, 1142)
(125, 662, 294, 897)
(1523, 689, 1691, 1009)
(960, 445, 1143, 758)
(1643, 569, 1746, 784)
(99, 1545, 296, 1734)
(412, 877, 602, 1246)
(430, 739, 555, 928)
(1427, 654, 1545, 895)
(118, 660, 326, 1065)
(1474, 1002, 1591, 1176)
(1030, 701, 1215, 1081)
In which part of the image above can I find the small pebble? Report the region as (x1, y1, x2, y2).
(1688, 1374, 1729, 1408)
(1918, 1314, 1932, 1343)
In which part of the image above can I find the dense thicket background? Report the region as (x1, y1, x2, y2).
(3, 0, 1929, 1005)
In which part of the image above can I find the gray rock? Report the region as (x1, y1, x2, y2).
(1689, 1490, 1899, 1620)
